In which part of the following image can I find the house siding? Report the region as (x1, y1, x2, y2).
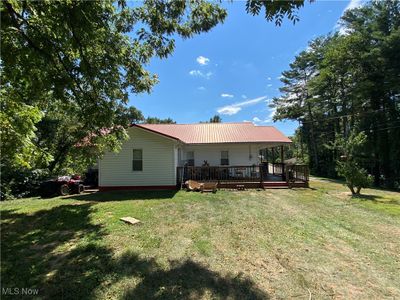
(99, 127, 177, 188)
(180, 144, 262, 166)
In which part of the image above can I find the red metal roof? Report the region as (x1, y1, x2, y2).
(132, 122, 291, 144)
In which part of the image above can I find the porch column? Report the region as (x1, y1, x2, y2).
(271, 147, 275, 175)
(272, 147, 275, 163)
(281, 145, 285, 181)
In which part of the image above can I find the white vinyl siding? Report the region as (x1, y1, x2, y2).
(99, 127, 176, 186)
(180, 144, 262, 166)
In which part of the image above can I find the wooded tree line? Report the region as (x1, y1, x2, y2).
(273, 1, 400, 188)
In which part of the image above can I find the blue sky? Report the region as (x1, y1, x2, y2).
(129, 0, 358, 136)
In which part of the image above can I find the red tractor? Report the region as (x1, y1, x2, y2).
(39, 175, 84, 198)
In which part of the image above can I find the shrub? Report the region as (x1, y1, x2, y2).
(336, 161, 372, 195)
(1, 168, 49, 200)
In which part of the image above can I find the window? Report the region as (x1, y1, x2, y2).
(132, 149, 143, 171)
(186, 151, 194, 166)
(221, 151, 229, 165)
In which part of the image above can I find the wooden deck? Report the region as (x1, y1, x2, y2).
(211, 181, 308, 189)
(177, 164, 309, 189)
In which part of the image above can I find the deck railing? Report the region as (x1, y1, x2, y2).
(270, 163, 285, 178)
(176, 164, 309, 185)
(285, 164, 309, 183)
(177, 165, 262, 184)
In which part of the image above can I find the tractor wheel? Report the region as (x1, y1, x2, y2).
(59, 184, 70, 196)
(78, 184, 84, 194)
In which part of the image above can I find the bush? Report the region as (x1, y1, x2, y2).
(336, 161, 372, 195)
(1, 168, 49, 200)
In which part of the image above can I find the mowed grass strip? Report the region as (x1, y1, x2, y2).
(1, 180, 399, 299)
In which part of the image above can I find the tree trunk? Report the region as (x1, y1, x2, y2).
(307, 103, 319, 173)
(48, 143, 72, 173)
(348, 184, 356, 195)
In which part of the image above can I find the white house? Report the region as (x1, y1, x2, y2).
(98, 122, 303, 191)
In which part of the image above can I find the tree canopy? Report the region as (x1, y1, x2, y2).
(209, 115, 222, 123)
(1, 0, 227, 173)
(200, 115, 222, 123)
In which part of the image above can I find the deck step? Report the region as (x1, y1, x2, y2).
(262, 182, 289, 189)
(263, 186, 289, 189)
(263, 181, 288, 185)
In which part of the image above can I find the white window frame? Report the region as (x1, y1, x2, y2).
(132, 149, 143, 171)
(186, 151, 194, 166)
(221, 150, 229, 166)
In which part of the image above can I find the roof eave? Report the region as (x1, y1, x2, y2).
(182, 141, 292, 145)
(130, 124, 182, 142)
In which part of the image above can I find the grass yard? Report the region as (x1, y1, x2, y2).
(1, 179, 399, 299)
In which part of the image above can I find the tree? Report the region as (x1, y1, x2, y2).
(199, 115, 222, 123)
(272, 37, 328, 174)
(331, 132, 372, 195)
(209, 115, 222, 123)
(122, 106, 145, 125)
(246, 0, 308, 25)
(144, 117, 176, 124)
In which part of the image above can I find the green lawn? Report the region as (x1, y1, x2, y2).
(1, 179, 399, 299)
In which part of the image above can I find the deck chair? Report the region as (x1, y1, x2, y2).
(185, 180, 202, 191)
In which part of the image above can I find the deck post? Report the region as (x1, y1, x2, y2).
(272, 147, 275, 175)
(281, 145, 285, 181)
(272, 147, 275, 163)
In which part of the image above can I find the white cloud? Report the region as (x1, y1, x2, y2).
(196, 56, 210, 66)
(264, 107, 277, 123)
(344, 0, 363, 11)
(217, 96, 267, 116)
(267, 77, 272, 80)
(267, 84, 272, 87)
(197, 86, 206, 91)
(250, 102, 277, 124)
(189, 70, 213, 79)
(217, 106, 242, 115)
(204, 72, 213, 79)
(189, 70, 201, 76)
(221, 93, 234, 98)
(241, 95, 247, 99)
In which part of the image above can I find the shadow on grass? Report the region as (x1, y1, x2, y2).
(351, 193, 399, 205)
(121, 255, 268, 299)
(66, 189, 178, 202)
(1, 203, 268, 299)
(310, 176, 345, 184)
